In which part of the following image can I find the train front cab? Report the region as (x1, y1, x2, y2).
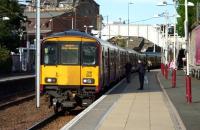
(40, 36, 101, 110)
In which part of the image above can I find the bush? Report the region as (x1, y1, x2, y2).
(0, 46, 12, 74)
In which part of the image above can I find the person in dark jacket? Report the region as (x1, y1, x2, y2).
(125, 61, 133, 83)
(136, 59, 146, 90)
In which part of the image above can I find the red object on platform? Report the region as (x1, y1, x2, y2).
(162, 64, 164, 76)
(172, 69, 176, 88)
(161, 64, 164, 76)
(165, 65, 168, 79)
(185, 76, 192, 103)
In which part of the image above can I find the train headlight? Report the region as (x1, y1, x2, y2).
(45, 78, 57, 83)
(82, 78, 95, 84)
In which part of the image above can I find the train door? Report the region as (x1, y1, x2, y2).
(102, 47, 108, 88)
(110, 49, 114, 82)
(108, 48, 111, 84)
(119, 52, 123, 77)
(59, 42, 81, 86)
(115, 50, 119, 80)
(80, 42, 99, 91)
(104, 48, 109, 86)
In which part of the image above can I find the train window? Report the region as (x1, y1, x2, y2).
(42, 41, 81, 65)
(43, 44, 58, 65)
(61, 43, 79, 65)
(81, 43, 98, 66)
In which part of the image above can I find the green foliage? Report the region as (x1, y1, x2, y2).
(0, 0, 26, 51)
(176, 0, 199, 36)
(0, 45, 12, 73)
(0, 45, 9, 62)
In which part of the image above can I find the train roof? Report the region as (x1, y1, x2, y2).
(95, 37, 120, 49)
(45, 30, 122, 50)
(47, 30, 94, 39)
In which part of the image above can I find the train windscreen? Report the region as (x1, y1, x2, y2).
(42, 41, 80, 65)
(43, 43, 58, 65)
(61, 44, 79, 65)
(81, 42, 98, 66)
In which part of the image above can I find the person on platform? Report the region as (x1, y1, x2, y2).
(147, 60, 152, 72)
(136, 59, 146, 90)
(125, 61, 133, 83)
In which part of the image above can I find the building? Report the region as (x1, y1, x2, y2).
(24, 0, 100, 45)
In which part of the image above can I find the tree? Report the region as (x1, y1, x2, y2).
(0, 0, 26, 51)
(176, 0, 198, 37)
(0, 45, 12, 73)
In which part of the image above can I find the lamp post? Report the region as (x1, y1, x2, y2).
(153, 13, 169, 78)
(36, 0, 40, 108)
(157, 1, 184, 86)
(127, 2, 134, 48)
(74, 7, 77, 29)
(158, 0, 194, 102)
(172, 15, 177, 88)
(158, 11, 170, 79)
(184, 0, 192, 103)
(171, 12, 181, 88)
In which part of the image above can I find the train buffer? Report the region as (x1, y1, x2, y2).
(61, 69, 200, 130)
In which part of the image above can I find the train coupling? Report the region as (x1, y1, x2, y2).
(53, 98, 58, 107)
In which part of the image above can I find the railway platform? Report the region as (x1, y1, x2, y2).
(157, 70, 200, 130)
(0, 73, 35, 83)
(61, 69, 200, 130)
(0, 73, 35, 100)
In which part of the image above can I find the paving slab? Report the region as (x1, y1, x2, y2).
(62, 70, 187, 130)
(158, 70, 200, 130)
(97, 71, 176, 130)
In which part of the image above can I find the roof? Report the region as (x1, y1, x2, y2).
(27, 30, 52, 34)
(24, 11, 66, 18)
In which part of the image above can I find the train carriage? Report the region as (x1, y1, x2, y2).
(145, 52, 161, 69)
(40, 31, 127, 111)
(40, 30, 164, 112)
(126, 49, 139, 71)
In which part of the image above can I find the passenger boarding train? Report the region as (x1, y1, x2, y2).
(40, 30, 160, 112)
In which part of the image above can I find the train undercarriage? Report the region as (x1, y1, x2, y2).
(43, 86, 97, 113)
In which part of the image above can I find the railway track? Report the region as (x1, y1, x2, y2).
(0, 93, 35, 110)
(0, 75, 35, 110)
(27, 109, 81, 130)
(28, 113, 59, 130)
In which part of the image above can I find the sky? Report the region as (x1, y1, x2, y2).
(94, 0, 176, 25)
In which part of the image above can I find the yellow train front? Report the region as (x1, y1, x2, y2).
(40, 31, 125, 112)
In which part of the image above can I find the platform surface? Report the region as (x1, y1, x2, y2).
(98, 72, 175, 130)
(62, 71, 181, 130)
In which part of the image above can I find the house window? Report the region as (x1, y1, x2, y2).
(45, 22, 49, 28)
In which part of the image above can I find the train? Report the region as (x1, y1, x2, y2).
(40, 30, 160, 112)
(145, 52, 161, 69)
(189, 25, 200, 79)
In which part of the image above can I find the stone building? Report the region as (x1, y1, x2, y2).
(23, 0, 100, 44)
